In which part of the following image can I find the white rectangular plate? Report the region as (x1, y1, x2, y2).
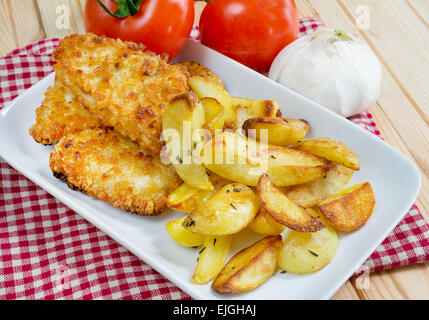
(0, 40, 421, 300)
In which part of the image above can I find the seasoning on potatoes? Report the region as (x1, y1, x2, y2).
(243, 117, 309, 147)
(162, 92, 212, 190)
(167, 174, 230, 214)
(230, 97, 279, 131)
(190, 75, 234, 126)
(202, 131, 331, 187)
(179, 61, 225, 88)
(318, 182, 375, 231)
(293, 137, 360, 170)
(248, 209, 286, 235)
(201, 97, 225, 135)
(257, 173, 325, 232)
(286, 164, 355, 208)
(278, 208, 339, 274)
(193, 236, 232, 284)
(166, 183, 200, 206)
(183, 183, 259, 235)
(212, 235, 282, 293)
(165, 216, 205, 247)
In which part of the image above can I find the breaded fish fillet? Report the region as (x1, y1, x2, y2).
(53, 33, 190, 154)
(29, 81, 101, 145)
(50, 128, 181, 215)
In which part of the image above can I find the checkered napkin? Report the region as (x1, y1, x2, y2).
(0, 18, 428, 300)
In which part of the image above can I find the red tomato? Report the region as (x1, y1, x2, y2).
(199, 0, 299, 73)
(84, 0, 194, 60)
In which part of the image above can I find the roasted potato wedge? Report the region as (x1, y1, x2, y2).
(200, 97, 224, 135)
(230, 97, 279, 131)
(258, 173, 325, 232)
(162, 93, 212, 190)
(248, 209, 286, 235)
(165, 216, 205, 247)
(180, 61, 225, 88)
(212, 235, 282, 293)
(202, 132, 331, 187)
(167, 183, 200, 206)
(230, 97, 279, 118)
(189, 76, 235, 126)
(243, 117, 309, 147)
(293, 137, 360, 170)
(167, 174, 230, 214)
(286, 164, 355, 208)
(278, 208, 339, 274)
(193, 236, 232, 284)
(318, 182, 375, 231)
(183, 183, 259, 235)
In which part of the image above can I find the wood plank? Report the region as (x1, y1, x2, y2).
(36, 0, 86, 38)
(194, 1, 206, 26)
(0, 1, 17, 56)
(305, 0, 429, 216)
(304, 0, 429, 300)
(333, 0, 429, 179)
(0, 0, 45, 56)
(339, 0, 429, 123)
(405, 0, 429, 28)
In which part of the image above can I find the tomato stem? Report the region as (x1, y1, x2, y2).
(97, 0, 143, 18)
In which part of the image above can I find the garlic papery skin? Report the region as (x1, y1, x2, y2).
(268, 28, 382, 117)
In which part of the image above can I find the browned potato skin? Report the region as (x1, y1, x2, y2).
(179, 61, 225, 88)
(286, 164, 355, 208)
(202, 131, 332, 187)
(167, 174, 230, 214)
(293, 138, 360, 170)
(212, 235, 282, 293)
(248, 208, 286, 235)
(243, 117, 309, 147)
(257, 173, 325, 232)
(318, 182, 375, 231)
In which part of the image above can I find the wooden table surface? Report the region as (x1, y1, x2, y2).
(0, 0, 428, 300)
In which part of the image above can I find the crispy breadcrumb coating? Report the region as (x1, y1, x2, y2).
(52, 33, 190, 154)
(49, 128, 181, 215)
(29, 81, 101, 145)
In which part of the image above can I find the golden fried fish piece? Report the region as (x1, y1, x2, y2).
(52, 33, 190, 154)
(49, 128, 181, 215)
(29, 81, 101, 145)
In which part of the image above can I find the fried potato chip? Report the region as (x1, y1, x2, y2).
(248, 209, 286, 235)
(202, 132, 331, 187)
(318, 182, 375, 231)
(189, 76, 234, 126)
(193, 236, 232, 284)
(165, 216, 205, 247)
(180, 61, 225, 88)
(166, 183, 199, 206)
(212, 235, 282, 293)
(162, 92, 213, 190)
(230, 97, 279, 131)
(200, 97, 225, 135)
(167, 174, 230, 214)
(183, 183, 259, 236)
(243, 117, 309, 147)
(286, 164, 355, 208)
(293, 137, 360, 170)
(278, 208, 339, 274)
(257, 174, 325, 232)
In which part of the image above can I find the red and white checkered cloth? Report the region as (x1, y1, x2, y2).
(0, 18, 428, 299)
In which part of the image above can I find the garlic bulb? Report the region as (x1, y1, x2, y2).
(269, 28, 382, 117)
